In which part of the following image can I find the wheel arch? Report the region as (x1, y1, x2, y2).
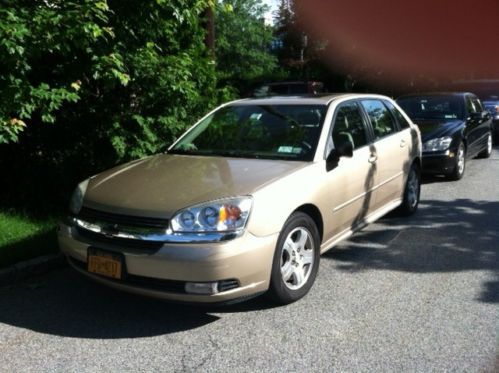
(293, 204, 324, 243)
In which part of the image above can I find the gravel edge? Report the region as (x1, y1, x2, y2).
(0, 253, 66, 286)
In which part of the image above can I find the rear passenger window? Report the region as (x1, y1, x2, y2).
(361, 100, 397, 139)
(384, 100, 411, 129)
(332, 102, 368, 150)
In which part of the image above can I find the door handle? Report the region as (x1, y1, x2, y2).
(368, 155, 377, 164)
(400, 139, 406, 148)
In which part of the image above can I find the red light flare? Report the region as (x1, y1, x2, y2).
(296, 0, 499, 85)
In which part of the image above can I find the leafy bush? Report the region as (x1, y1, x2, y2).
(0, 0, 225, 213)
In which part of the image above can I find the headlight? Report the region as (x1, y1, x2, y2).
(171, 197, 253, 233)
(69, 179, 89, 215)
(423, 136, 452, 152)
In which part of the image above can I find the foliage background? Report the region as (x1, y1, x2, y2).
(0, 0, 241, 214)
(0, 0, 466, 216)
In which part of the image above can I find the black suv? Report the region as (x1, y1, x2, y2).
(397, 92, 493, 180)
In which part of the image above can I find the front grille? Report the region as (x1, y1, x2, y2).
(75, 226, 163, 251)
(78, 207, 169, 229)
(73, 206, 169, 252)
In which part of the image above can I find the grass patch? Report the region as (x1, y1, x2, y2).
(0, 212, 58, 269)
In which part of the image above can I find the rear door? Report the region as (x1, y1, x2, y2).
(469, 95, 491, 152)
(464, 94, 483, 155)
(360, 99, 407, 210)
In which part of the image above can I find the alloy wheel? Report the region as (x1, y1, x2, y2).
(280, 227, 315, 290)
(457, 144, 465, 176)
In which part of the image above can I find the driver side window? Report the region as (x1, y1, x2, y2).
(331, 102, 368, 151)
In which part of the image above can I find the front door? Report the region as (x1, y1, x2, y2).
(323, 100, 377, 240)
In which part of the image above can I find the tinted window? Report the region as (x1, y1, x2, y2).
(398, 95, 465, 120)
(384, 100, 411, 129)
(471, 97, 483, 112)
(361, 100, 397, 139)
(288, 84, 307, 94)
(332, 102, 368, 149)
(466, 96, 477, 113)
(271, 85, 289, 95)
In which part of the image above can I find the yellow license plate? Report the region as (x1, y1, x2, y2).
(88, 250, 123, 280)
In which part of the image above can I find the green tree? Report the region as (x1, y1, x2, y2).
(0, 0, 217, 151)
(0, 0, 221, 212)
(215, 0, 277, 84)
(273, 0, 328, 80)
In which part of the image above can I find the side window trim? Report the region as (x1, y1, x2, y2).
(465, 95, 476, 115)
(357, 100, 376, 141)
(360, 99, 399, 141)
(383, 99, 410, 132)
(381, 100, 401, 132)
(324, 99, 371, 159)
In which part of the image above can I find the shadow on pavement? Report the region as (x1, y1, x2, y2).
(0, 269, 223, 339)
(0, 266, 279, 339)
(324, 199, 499, 304)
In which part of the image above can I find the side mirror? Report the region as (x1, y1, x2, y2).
(326, 133, 354, 163)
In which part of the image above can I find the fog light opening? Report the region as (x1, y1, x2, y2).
(185, 282, 219, 295)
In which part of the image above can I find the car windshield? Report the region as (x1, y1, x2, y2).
(397, 96, 465, 120)
(170, 104, 327, 161)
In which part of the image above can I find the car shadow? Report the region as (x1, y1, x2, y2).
(0, 265, 281, 339)
(0, 229, 59, 269)
(421, 174, 452, 184)
(324, 198, 499, 304)
(0, 269, 223, 339)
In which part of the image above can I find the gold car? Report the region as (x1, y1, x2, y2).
(58, 94, 422, 304)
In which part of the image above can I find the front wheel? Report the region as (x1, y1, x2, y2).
(267, 212, 320, 304)
(446, 141, 466, 180)
(398, 163, 421, 216)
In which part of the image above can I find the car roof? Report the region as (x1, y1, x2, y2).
(397, 92, 474, 99)
(230, 93, 392, 106)
(266, 81, 322, 86)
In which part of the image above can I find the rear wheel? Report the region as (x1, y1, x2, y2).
(477, 131, 493, 159)
(446, 141, 466, 180)
(267, 212, 320, 304)
(398, 163, 421, 216)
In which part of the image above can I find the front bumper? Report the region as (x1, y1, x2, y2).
(421, 150, 456, 175)
(58, 221, 278, 303)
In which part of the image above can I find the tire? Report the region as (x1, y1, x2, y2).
(398, 163, 421, 216)
(446, 141, 466, 180)
(267, 212, 320, 305)
(476, 131, 493, 159)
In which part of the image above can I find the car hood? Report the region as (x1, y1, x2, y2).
(83, 154, 308, 218)
(414, 119, 464, 142)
